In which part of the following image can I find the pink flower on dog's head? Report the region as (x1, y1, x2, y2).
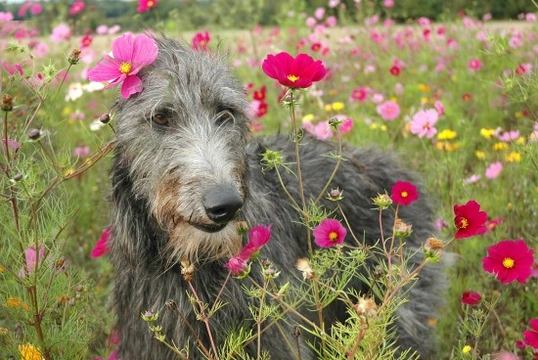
(313, 219, 347, 248)
(88, 33, 158, 99)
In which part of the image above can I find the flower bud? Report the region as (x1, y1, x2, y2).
(27, 128, 41, 140)
(68, 48, 81, 65)
(372, 193, 392, 209)
(1, 94, 13, 112)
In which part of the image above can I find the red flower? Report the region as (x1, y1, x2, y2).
(460, 291, 482, 305)
(253, 85, 266, 101)
(137, 0, 159, 13)
(313, 219, 347, 248)
(262, 52, 327, 89)
(256, 102, 268, 118)
(523, 318, 538, 349)
(486, 216, 503, 231)
(482, 239, 535, 284)
(81, 34, 93, 48)
(391, 180, 419, 206)
(389, 65, 401, 76)
(453, 200, 488, 239)
(92, 226, 111, 258)
(192, 31, 210, 51)
(462, 93, 472, 101)
(311, 42, 322, 52)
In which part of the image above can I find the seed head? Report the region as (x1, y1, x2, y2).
(1, 94, 13, 112)
(68, 48, 82, 65)
(372, 193, 392, 209)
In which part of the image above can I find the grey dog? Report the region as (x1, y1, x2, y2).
(108, 36, 444, 359)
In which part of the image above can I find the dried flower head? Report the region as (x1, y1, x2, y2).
(424, 237, 444, 251)
(68, 48, 81, 65)
(295, 258, 314, 279)
(1, 94, 13, 112)
(372, 193, 393, 209)
(180, 258, 195, 281)
(356, 297, 378, 317)
(393, 218, 413, 238)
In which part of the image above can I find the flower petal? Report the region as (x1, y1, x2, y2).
(120, 75, 143, 99)
(87, 55, 122, 82)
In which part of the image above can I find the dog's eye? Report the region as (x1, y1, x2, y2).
(152, 113, 169, 127)
(215, 109, 235, 126)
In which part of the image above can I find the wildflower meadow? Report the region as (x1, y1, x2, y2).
(1, 0, 538, 359)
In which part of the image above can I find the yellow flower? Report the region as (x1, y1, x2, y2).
(475, 150, 485, 159)
(505, 151, 521, 162)
(515, 110, 523, 118)
(516, 136, 525, 145)
(418, 84, 430, 92)
(436, 141, 459, 151)
(62, 107, 72, 117)
(437, 129, 457, 140)
(462, 345, 472, 354)
(7, 297, 29, 310)
(302, 114, 315, 122)
(19, 344, 43, 360)
(420, 97, 429, 105)
(493, 142, 508, 151)
(324, 104, 332, 112)
(369, 123, 379, 130)
(480, 128, 496, 139)
(331, 102, 345, 111)
(328, 89, 338, 96)
(380, 124, 387, 132)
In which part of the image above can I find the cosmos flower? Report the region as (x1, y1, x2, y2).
(262, 52, 327, 89)
(482, 239, 535, 284)
(192, 31, 210, 51)
(410, 109, 438, 139)
(523, 318, 538, 349)
(313, 218, 347, 247)
(460, 291, 482, 305)
(376, 100, 400, 121)
(391, 180, 419, 206)
(453, 200, 488, 239)
(69, 1, 85, 16)
(91, 226, 111, 258)
(87, 33, 158, 99)
(137, 0, 159, 13)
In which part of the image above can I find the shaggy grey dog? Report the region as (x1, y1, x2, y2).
(109, 36, 444, 359)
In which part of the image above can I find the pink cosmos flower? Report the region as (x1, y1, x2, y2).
(305, 17, 317, 27)
(453, 200, 488, 239)
(464, 174, 481, 184)
(2, 139, 20, 152)
(410, 109, 438, 138)
(137, 0, 159, 13)
(350, 87, 368, 102)
(0, 11, 13, 21)
(314, 7, 325, 20)
(313, 219, 347, 248)
(192, 31, 210, 51)
(391, 180, 419, 206)
(434, 100, 445, 116)
(73, 146, 90, 158)
(497, 130, 520, 142)
(523, 318, 538, 349)
(485, 162, 503, 179)
(383, 0, 394, 7)
(482, 239, 535, 284)
(303, 120, 333, 140)
(19, 245, 45, 279)
(325, 16, 337, 27)
(224, 256, 249, 276)
(376, 101, 400, 121)
(2, 61, 23, 76)
(328, 0, 340, 8)
(30, 3, 42, 16)
(336, 115, 354, 134)
(50, 23, 72, 44)
(92, 226, 111, 258)
(224, 225, 272, 275)
(461, 291, 482, 305)
(87, 33, 158, 99)
(468, 59, 483, 71)
(262, 52, 327, 89)
(96, 24, 108, 35)
(69, 1, 85, 16)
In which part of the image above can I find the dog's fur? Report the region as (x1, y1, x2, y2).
(109, 36, 444, 359)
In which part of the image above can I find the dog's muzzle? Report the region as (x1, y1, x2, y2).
(199, 185, 243, 232)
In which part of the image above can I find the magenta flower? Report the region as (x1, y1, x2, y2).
(240, 225, 272, 259)
(391, 180, 419, 206)
(192, 31, 210, 51)
(453, 200, 488, 239)
(91, 226, 111, 258)
(69, 1, 85, 16)
(485, 161, 503, 179)
(376, 101, 400, 121)
(313, 219, 347, 248)
(460, 290, 482, 305)
(523, 318, 538, 349)
(0, 11, 13, 21)
(224, 255, 249, 276)
(482, 239, 535, 284)
(137, 0, 159, 13)
(262, 52, 327, 89)
(410, 109, 438, 139)
(468, 59, 482, 71)
(50, 23, 72, 44)
(87, 33, 158, 99)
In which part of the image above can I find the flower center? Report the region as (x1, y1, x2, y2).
(401, 191, 408, 198)
(287, 74, 299, 82)
(502, 257, 515, 269)
(148, 0, 155, 7)
(328, 231, 338, 242)
(458, 217, 469, 229)
(119, 62, 132, 74)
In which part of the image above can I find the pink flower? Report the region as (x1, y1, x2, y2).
(391, 180, 419, 206)
(434, 100, 445, 116)
(482, 239, 535, 284)
(376, 101, 400, 121)
(1, 61, 23, 76)
(461, 291, 482, 305)
(383, 0, 394, 8)
(325, 16, 337, 27)
(87, 33, 158, 99)
(468, 59, 482, 71)
(410, 109, 438, 138)
(485, 161, 503, 179)
(497, 130, 520, 142)
(453, 200, 488, 239)
(305, 17, 317, 27)
(81, 34, 93, 48)
(96, 24, 108, 35)
(192, 31, 210, 51)
(92, 226, 111, 258)
(240, 225, 272, 259)
(73, 146, 90, 158)
(0, 11, 13, 21)
(224, 255, 248, 276)
(262, 52, 327, 89)
(464, 174, 481, 184)
(50, 23, 72, 44)
(19, 245, 45, 278)
(69, 1, 85, 16)
(303, 120, 333, 140)
(313, 219, 347, 248)
(523, 318, 538, 349)
(336, 115, 354, 134)
(30, 3, 42, 16)
(2, 139, 20, 152)
(350, 87, 368, 102)
(314, 7, 325, 20)
(137, 0, 159, 13)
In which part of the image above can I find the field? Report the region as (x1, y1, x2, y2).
(1, 3, 538, 360)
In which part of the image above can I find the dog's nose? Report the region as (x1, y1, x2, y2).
(203, 186, 243, 224)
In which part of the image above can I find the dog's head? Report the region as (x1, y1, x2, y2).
(112, 35, 251, 262)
